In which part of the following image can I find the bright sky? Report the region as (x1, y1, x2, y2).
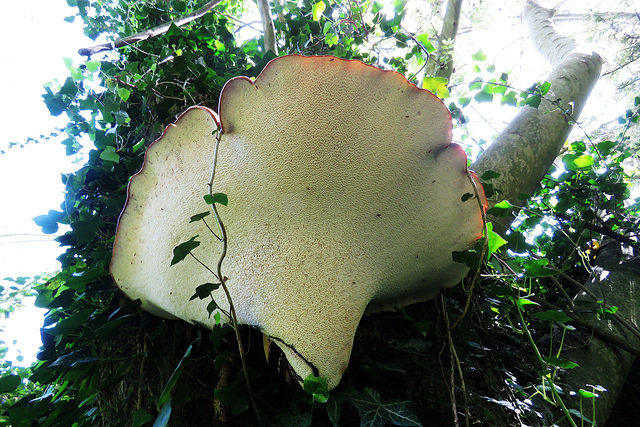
(0, 0, 635, 367)
(0, 0, 90, 365)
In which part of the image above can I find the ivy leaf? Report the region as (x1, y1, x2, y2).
(0, 374, 22, 393)
(325, 32, 339, 47)
(474, 90, 494, 103)
(349, 387, 388, 427)
(189, 211, 211, 223)
(204, 193, 228, 206)
(501, 91, 518, 106)
(486, 200, 513, 217)
(485, 222, 508, 258)
(523, 258, 557, 277)
(544, 356, 578, 369)
(33, 209, 65, 234)
(303, 375, 330, 403)
(189, 283, 221, 301)
(472, 50, 487, 61)
(452, 249, 480, 269)
(534, 310, 572, 323)
(384, 400, 423, 426)
(171, 236, 200, 266)
(422, 76, 449, 98)
(207, 300, 218, 317)
(100, 145, 120, 163)
(312, 1, 326, 21)
(515, 298, 539, 309)
(480, 170, 501, 180)
(349, 387, 422, 427)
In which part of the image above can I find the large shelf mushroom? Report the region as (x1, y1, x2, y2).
(110, 55, 487, 390)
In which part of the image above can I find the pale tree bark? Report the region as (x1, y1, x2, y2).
(256, 0, 278, 54)
(424, 0, 463, 81)
(562, 243, 640, 426)
(470, 0, 602, 230)
(469, 2, 640, 425)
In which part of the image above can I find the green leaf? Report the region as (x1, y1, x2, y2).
(326, 395, 343, 426)
(33, 209, 65, 234)
(158, 344, 193, 408)
(596, 140, 617, 156)
(486, 222, 507, 258)
(501, 91, 518, 106)
(312, 1, 326, 21)
(349, 387, 422, 427)
(534, 310, 572, 323)
(303, 375, 330, 403)
(515, 298, 539, 309)
(474, 90, 494, 103)
(469, 77, 483, 91)
(117, 87, 131, 102)
(349, 387, 388, 427)
(461, 192, 474, 202)
(452, 249, 480, 269)
(153, 400, 172, 427)
(539, 81, 551, 95)
(132, 409, 154, 427)
(100, 145, 120, 163)
(325, 32, 339, 47)
(422, 76, 449, 98)
(132, 138, 146, 153)
(204, 193, 228, 206)
(416, 34, 435, 53)
(171, 236, 200, 266)
(189, 283, 221, 301)
(85, 60, 101, 73)
(189, 211, 211, 222)
(523, 259, 557, 277)
(480, 170, 501, 180)
(214, 378, 249, 415)
(572, 154, 594, 170)
(544, 356, 578, 369)
(486, 200, 513, 217)
(0, 374, 22, 393)
(207, 300, 218, 317)
(472, 50, 487, 61)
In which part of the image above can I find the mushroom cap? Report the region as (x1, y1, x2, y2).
(111, 55, 487, 390)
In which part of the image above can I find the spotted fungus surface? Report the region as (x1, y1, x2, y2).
(110, 55, 487, 390)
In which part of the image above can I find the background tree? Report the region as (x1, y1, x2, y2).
(1, 0, 639, 426)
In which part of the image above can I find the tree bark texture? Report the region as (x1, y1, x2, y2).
(425, 0, 463, 81)
(562, 243, 640, 426)
(470, 0, 602, 231)
(256, 0, 278, 54)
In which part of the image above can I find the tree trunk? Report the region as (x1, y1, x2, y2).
(561, 243, 640, 426)
(470, 0, 602, 231)
(425, 0, 463, 81)
(467, 2, 640, 425)
(256, 0, 278, 54)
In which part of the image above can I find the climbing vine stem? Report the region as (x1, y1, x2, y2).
(207, 126, 261, 422)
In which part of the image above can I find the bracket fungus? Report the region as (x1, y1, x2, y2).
(111, 55, 487, 390)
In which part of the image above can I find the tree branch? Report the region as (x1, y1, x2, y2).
(425, 0, 463, 81)
(78, 0, 224, 57)
(255, 0, 278, 54)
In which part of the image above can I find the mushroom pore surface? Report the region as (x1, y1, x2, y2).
(110, 55, 487, 390)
